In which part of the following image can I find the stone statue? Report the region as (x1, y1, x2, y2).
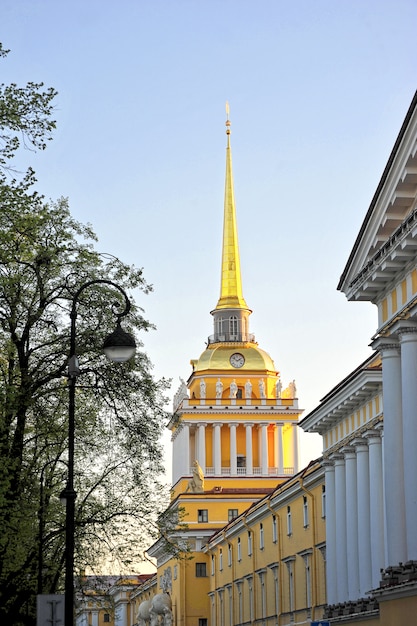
(173, 377, 188, 411)
(259, 378, 266, 399)
(200, 379, 206, 399)
(230, 379, 238, 399)
(150, 593, 173, 626)
(275, 378, 282, 398)
(289, 379, 297, 398)
(160, 567, 172, 593)
(245, 379, 252, 399)
(185, 460, 204, 493)
(137, 600, 151, 626)
(216, 378, 223, 398)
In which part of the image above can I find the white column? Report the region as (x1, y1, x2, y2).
(372, 337, 407, 566)
(343, 446, 360, 600)
(366, 427, 385, 588)
(229, 423, 237, 475)
(323, 460, 337, 605)
(292, 423, 299, 473)
(197, 422, 207, 472)
(276, 423, 284, 474)
(214, 423, 223, 475)
(398, 324, 417, 561)
(172, 423, 191, 484)
(177, 422, 190, 480)
(354, 437, 372, 596)
(260, 423, 268, 475)
(333, 453, 348, 601)
(245, 423, 253, 474)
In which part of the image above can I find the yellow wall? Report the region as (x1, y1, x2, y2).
(204, 462, 326, 626)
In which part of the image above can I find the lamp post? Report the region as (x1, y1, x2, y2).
(62, 279, 136, 626)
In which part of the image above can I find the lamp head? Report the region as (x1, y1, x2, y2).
(103, 322, 136, 363)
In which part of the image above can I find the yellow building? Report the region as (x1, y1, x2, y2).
(146, 111, 314, 626)
(204, 460, 326, 626)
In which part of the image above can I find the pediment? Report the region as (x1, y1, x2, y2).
(338, 91, 417, 301)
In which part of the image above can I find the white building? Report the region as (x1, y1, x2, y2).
(301, 90, 417, 624)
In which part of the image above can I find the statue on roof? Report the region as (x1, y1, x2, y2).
(185, 460, 204, 493)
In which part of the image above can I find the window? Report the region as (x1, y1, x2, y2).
(236, 388, 243, 399)
(199, 620, 208, 626)
(228, 544, 232, 567)
(259, 523, 264, 549)
(229, 315, 239, 336)
(198, 509, 208, 523)
(104, 615, 110, 623)
(211, 554, 215, 576)
(272, 515, 277, 543)
(321, 484, 326, 518)
(247, 531, 252, 556)
(303, 496, 309, 527)
(228, 508, 239, 521)
(196, 562, 207, 577)
(219, 549, 223, 571)
(237, 537, 241, 561)
(287, 506, 292, 536)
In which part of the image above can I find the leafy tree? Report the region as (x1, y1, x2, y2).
(0, 45, 172, 625)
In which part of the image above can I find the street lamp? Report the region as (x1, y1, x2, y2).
(63, 279, 136, 626)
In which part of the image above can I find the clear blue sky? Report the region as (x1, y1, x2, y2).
(2, 0, 417, 469)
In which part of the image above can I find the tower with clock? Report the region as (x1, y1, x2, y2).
(167, 109, 302, 493)
(148, 110, 302, 621)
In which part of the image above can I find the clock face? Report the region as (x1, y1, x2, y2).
(230, 353, 245, 368)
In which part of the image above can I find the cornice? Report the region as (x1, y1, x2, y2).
(338, 90, 417, 295)
(344, 206, 417, 302)
(300, 368, 382, 434)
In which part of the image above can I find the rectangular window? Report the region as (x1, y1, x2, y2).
(228, 508, 238, 521)
(303, 496, 309, 527)
(322, 485, 326, 518)
(211, 554, 215, 576)
(287, 506, 292, 536)
(248, 530, 252, 556)
(272, 515, 277, 543)
(237, 537, 241, 561)
(198, 509, 208, 523)
(199, 620, 208, 626)
(219, 549, 223, 571)
(104, 615, 110, 623)
(228, 544, 232, 567)
(196, 562, 207, 577)
(259, 523, 264, 549)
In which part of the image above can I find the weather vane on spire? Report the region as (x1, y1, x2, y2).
(225, 101, 231, 133)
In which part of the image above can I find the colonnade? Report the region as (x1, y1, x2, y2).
(373, 322, 417, 567)
(324, 428, 384, 604)
(171, 420, 299, 484)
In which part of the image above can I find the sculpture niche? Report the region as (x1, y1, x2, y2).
(150, 592, 173, 626)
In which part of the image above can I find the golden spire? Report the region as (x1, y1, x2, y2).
(216, 102, 248, 309)
(215, 103, 249, 311)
